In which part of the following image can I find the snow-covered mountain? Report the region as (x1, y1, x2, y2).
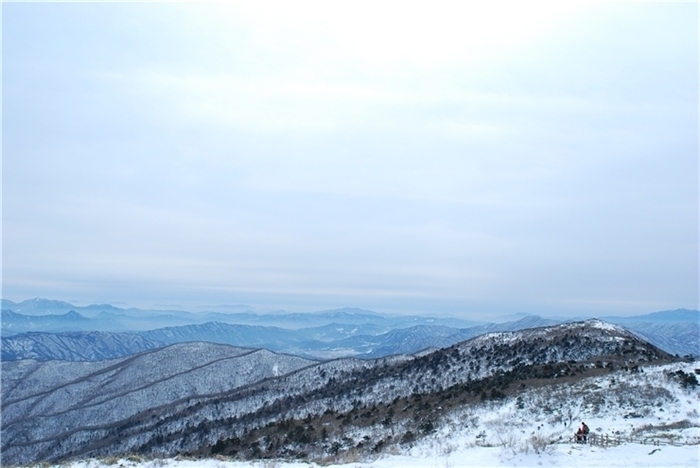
(1, 342, 317, 464)
(1, 320, 680, 465)
(17, 361, 700, 468)
(624, 322, 699, 357)
(1, 330, 164, 361)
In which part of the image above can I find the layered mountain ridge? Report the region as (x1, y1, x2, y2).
(3, 309, 696, 360)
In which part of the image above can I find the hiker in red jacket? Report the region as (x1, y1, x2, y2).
(575, 422, 590, 443)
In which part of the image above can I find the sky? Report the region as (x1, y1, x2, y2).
(2, 1, 698, 318)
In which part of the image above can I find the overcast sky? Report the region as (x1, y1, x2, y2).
(3, 2, 698, 317)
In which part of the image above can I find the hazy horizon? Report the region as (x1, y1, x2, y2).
(2, 295, 697, 322)
(3, 2, 698, 319)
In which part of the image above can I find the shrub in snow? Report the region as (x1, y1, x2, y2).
(525, 434, 556, 455)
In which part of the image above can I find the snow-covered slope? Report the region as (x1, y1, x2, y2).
(0, 329, 165, 361)
(28, 361, 700, 468)
(1, 342, 316, 464)
(39, 442, 700, 468)
(622, 321, 699, 357)
(1, 319, 678, 465)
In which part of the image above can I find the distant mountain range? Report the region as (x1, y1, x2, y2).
(0, 298, 481, 333)
(2, 306, 697, 360)
(1, 316, 558, 361)
(601, 308, 700, 324)
(1, 299, 698, 361)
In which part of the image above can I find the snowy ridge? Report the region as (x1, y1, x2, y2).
(0, 319, 679, 465)
(0, 329, 164, 361)
(585, 318, 627, 332)
(28, 361, 700, 468)
(470, 319, 629, 346)
(1, 342, 316, 463)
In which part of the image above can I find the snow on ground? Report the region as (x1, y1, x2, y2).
(51, 443, 699, 468)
